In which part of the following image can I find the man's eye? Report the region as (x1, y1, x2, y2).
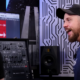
(67, 19, 71, 21)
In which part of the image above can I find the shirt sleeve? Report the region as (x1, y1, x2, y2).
(0, 53, 4, 79)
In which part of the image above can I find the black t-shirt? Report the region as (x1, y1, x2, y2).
(0, 53, 4, 79)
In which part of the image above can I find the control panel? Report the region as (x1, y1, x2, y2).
(0, 39, 31, 80)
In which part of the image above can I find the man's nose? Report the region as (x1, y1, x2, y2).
(63, 22, 68, 28)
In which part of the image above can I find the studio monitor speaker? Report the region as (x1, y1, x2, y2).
(40, 46, 60, 75)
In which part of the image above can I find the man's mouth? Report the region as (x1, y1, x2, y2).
(66, 30, 72, 35)
(66, 30, 71, 33)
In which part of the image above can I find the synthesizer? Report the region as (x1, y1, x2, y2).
(0, 39, 31, 80)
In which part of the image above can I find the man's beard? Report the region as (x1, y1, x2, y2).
(68, 31, 79, 42)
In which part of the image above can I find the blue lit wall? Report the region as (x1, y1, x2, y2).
(40, 0, 80, 77)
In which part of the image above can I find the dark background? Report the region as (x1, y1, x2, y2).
(1, 0, 39, 12)
(6, 0, 39, 13)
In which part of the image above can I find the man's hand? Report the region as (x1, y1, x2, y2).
(0, 78, 4, 80)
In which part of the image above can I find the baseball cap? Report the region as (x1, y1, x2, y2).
(56, 4, 80, 19)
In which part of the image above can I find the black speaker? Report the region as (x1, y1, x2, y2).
(40, 46, 60, 75)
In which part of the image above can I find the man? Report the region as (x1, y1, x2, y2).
(0, 53, 4, 80)
(56, 4, 80, 80)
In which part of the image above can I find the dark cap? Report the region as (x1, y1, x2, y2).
(56, 4, 80, 19)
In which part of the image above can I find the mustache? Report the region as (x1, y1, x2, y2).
(64, 28, 72, 31)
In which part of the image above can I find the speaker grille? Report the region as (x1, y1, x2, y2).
(40, 46, 60, 75)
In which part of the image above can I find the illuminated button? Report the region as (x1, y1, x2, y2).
(47, 49, 50, 52)
(25, 65, 27, 67)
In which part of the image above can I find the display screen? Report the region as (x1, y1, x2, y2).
(0, 12, 20, 38)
